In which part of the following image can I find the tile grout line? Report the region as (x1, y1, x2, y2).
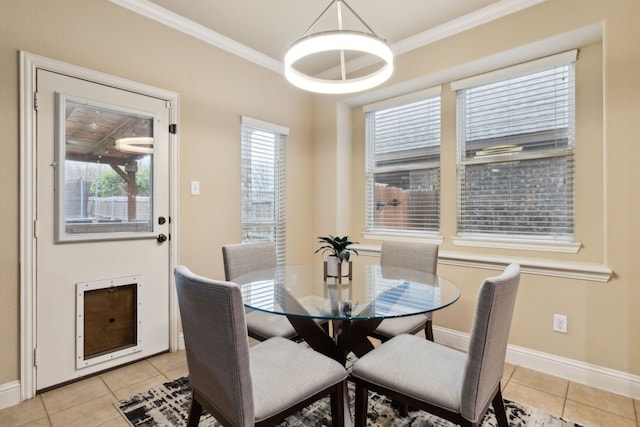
(560, 380, 569, 420)
(564, 385, 639, 423)
(44, 395, 54, 427)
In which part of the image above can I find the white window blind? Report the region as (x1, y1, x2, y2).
(456, 58, 576, 240)
(365, 92, 441, 234)
(240, 117, 287, 264)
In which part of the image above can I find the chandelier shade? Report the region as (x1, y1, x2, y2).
(284, 0, 394, 94)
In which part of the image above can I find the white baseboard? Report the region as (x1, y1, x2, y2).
(0, 381, 21, 410)
(434, 326, 640, 400)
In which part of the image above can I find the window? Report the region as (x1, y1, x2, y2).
(240, 116, 288, 264)
(364, 88, 441, 236)
(58, 97, 155, 241)
(454, 51, 576, 242)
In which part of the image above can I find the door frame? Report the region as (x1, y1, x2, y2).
(19, 51, 180, 400)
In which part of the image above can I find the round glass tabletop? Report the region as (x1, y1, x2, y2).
(234, 263, 460, 321)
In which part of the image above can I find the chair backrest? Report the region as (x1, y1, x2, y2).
(174, 265, 254, 426)
(461, 263, 520, 422)
(380, 241, 439, 274)
(222, 242, 277, 281)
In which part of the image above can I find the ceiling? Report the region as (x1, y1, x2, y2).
(113, 0, 547, 77)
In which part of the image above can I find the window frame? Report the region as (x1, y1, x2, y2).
(363, 87, 444, 242)
(452, 51, 581, 253)
(240, 116, 288, 264)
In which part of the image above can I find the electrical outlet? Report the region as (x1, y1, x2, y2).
(553, 313, 568, 333)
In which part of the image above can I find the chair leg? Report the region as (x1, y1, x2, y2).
(425, 318, 434, 341)
(187, 396, 203, 427)
(492, 387, 509, 427)
(329, 381, 346, 426)
(397, 402, 409, 417)
(354, 382, 369, 427)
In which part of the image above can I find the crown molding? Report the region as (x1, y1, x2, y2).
(109, 0, 283, 74)
(393, 0, 547, 56)
(110, 0, 544, 77)
(316, 0, 548, 79)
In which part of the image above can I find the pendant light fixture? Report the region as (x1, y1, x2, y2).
(284, 0, 393, 94)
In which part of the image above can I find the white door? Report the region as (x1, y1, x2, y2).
(35, 70, 172, 390)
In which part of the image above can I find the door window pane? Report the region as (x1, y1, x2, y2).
(58, 97, 155, 241)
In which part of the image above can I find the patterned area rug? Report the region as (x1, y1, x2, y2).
(116, 375, 583, 426)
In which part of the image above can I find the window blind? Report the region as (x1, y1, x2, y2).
(456, 61, 575, 239)
(240, 118, 287, 264)
(365, 94, 441, 234)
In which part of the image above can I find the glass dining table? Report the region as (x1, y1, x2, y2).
(234, 262, 461, 365)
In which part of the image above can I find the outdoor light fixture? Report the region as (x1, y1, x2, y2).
(115, 137, 154, 154)
(284, 0, 393, 94)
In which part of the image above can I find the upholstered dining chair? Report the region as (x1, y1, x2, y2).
(351, 263, 521, 427)
(222, 242, 298, 341)
(370, 240, 439, 342)
(175, 265, 348, 427)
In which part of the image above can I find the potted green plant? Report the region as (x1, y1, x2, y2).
(315, 235, 359, 277)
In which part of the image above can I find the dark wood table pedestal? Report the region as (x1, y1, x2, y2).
(287, 316, 382, 365)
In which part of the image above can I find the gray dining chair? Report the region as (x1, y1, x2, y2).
(222, 242, 298, 341)
(174, 265, 348, 427)
(351, 263, 520, 427)
(370, 240, 439, 342)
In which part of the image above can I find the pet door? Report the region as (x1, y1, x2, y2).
(76, 276, 143, 369)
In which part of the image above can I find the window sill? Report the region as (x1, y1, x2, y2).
(355, 236, 612, 283)
(361, 231, 444, 245)
(452, 235, 581, 254)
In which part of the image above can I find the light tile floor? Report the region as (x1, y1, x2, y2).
(1, 348, 638, 427)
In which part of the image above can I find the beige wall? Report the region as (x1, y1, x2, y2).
(0, 0, 314, 385)
(1, 0, 639, 397)
(316, 0, 639, 376)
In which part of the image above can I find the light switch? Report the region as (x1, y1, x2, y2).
(190, 181, 200, 195)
